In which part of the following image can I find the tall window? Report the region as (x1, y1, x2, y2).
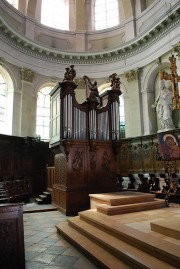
(6, 0, 18, 9)
(0, 73, 7, 133)
(41, 0, 69, 30)
(95, 0, 119, 30)
(36, 86, 54, 141)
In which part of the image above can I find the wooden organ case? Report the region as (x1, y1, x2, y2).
(50, 66, 122, 215)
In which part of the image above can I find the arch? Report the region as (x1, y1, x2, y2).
(34, 80, 57, 96)
(0, 65, 14, 135)
(142, 61, 173, 134)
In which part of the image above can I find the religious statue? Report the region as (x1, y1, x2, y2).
(152, 78, 175, 132)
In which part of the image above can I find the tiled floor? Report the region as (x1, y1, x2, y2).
(23, 209, 98, 269)
(23, 202, 180, 269)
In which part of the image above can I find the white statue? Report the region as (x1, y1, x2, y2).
(152, 79, 175, 132)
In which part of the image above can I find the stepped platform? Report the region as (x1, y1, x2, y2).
(151, 218, 180, 240)
(90, 191, 166, 215)
(56, 192, 180, 269)
(90, 191, 155, 207)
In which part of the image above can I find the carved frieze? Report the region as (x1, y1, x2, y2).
(72, 149, 83, 171)
(142, 143, 151, 160)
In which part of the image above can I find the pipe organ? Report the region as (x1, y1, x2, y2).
(50, 65, 122, 215)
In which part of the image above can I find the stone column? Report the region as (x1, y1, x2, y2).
(75, 0, 85, 30)
(141, 87, 156, 135)
(122, 0, 136, 41)
(124, 69, 143, 137)
(69, 0, 76, 31)
(75, 0, 86, 52)
(12, 88, 21, 136)
(85, 0, 92, 31)
(20, 68, 36, 137)
(18, 0, 28, 15)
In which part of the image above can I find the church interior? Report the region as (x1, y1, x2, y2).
(0, 0, 180, 268)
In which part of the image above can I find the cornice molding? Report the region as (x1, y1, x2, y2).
(0, 7, 180, 65)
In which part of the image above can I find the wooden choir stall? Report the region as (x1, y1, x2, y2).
(49, 65, 122, 215)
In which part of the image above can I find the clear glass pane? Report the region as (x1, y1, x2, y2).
(43, 116, 49, 126)
(6, 0, 18, 9)
(43, 127, 49, 140)
(41, 0, 69, 30)
(95, 0, 119, 30)
(36, 85, 54, 141)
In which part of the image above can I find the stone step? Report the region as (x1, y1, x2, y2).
(34, 197, 43, 205)
(42, 192, 51, 202)
(39, 194, 51, 203)
(96, 199, 166, 215)
(90, 191, 155, 208)
(150, 218, 180, 240)
(56, 217, 177, 269)
(0, 197, 9, 203)
(0, 193, 7, 197)
(56, 221, 133, 269)
(43, 191, 51, 197)
(39, 194, 47, 199)
(78, 210, 180, 266)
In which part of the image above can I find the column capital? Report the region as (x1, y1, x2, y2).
(21, 67, 35, 83)
(125, 69, 139, 82)
(174, 43, 180, 57)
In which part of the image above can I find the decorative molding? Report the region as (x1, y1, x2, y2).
(20, 67, 35, 83)
(0, 7, 180, 65)
(72, 149, 83, 171)
(125, 69, 139, 82)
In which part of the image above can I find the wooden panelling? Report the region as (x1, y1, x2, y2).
(0, 203, 25, 269)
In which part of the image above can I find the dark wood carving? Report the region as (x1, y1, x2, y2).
(50, 67, 121, 215)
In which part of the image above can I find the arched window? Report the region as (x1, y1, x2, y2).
(6, 0, 18, 9)
(36, 85, 54, 141)
(0, 73, 7, 133)
(41, 0, 69, 30)
(94, 0, 119, 30)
